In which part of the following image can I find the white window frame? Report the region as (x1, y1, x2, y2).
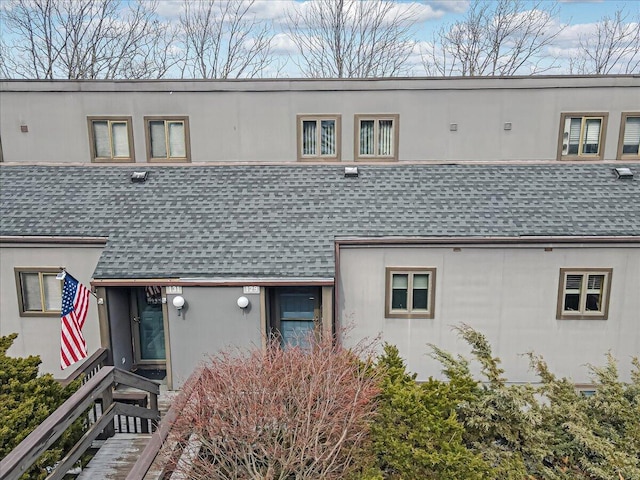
(355, 114, 399, 161)
(556, 268, 612, 320)
(14, 267, 62, 317)
(385, 267, 436, 319)
(144, 116, 191, 162)
(87, 116, 134, 162)
(297, 115, 341, 161)
(617, 112, 640, 160)
(558, 113, 608, 160)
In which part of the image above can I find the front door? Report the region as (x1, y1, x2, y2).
(270, 287, 321, 349)
(131, 287, 166, 365)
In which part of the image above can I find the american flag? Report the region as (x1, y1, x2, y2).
(60, 274, 91, 369)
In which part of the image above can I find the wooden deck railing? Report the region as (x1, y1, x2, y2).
(126, 367, 204, 480)
(0, 367, 159, 480)
(55, 347, 109, 387)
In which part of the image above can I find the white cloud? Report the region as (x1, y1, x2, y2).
(270, 31, 298, 55)
(421, 1, 469, 14)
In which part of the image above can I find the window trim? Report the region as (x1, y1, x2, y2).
(14, 267, 63, 317)
(144, 116, 191, 163)
(556, 268, 612, 320)
(617, 112, 640, 160)
(354, 114, 399, 162)
(385, 267, 436, 319)
(557, 112, 608, 161)
(87, 116, 135, 163)
(296, 114, 342, 162)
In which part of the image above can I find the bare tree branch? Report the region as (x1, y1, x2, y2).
(286, 0, 419, 78)
(177, 0, 275, 79)
(570, 7, 640, 75)
(167, 336, 379, 479)
(0, 0, 177, 79)
(422, 0, 561, 76)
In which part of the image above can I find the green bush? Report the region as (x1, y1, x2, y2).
(433, 325, 640, 480)
(367, 343, 491, 479)
(0, 333, 86, 480)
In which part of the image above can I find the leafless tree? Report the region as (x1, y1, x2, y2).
(569, 7, 640, 75)
(177, 0, 275, 79)
(0, 0, 177, 79)
(286, 0, 419, 78)
(422, 0, 561, 76)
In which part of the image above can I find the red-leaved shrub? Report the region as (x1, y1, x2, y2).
(168, 336, 379, 479)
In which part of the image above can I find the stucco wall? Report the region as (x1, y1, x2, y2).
(1, 77, 637, 163)
(338, 244, 640, 384)
(166, 286, 262, 387)
(0, 244, 103, 375)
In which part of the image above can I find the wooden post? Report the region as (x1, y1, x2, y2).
(150, 392, 159, 432)
(102, 386, 115, 438)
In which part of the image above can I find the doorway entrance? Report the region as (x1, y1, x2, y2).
(131, 287, 166, 365)
(268, 287, 322, 349)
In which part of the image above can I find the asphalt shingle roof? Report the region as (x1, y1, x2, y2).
(1, 164, 639, 279)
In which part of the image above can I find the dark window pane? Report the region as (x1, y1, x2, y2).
(586, 294, 601, 311)
(412, 289, 428, 310)
(392, 290, 407, 309)
(564, 294, 580, 311)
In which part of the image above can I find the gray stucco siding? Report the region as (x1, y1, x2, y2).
(338, 244, 640, 384)
(1, 77, 637, 163)
(0, 244, 103, 374)
(166, 286, 262, 387)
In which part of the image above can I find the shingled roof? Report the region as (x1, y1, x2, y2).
(1, 164, 638, 279)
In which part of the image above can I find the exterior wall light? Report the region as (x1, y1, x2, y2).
(173, 295, 186, 316)
(237, 296, 250, 309)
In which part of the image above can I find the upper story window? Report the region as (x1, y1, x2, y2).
(297, 115, 341, 161)
(618, 112, 640, 160)
(557, 268, 612, 320)
(355, 114, 399, 161)
(87, 117, 134, 162)
(385, 267, 436, 319)
(144, 116, 190, 162)
(14, 268, 62, 316)
(558, 113, 608, 160)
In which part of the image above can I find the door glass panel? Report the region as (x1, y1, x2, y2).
(280, 292, 315, 320)
(136, 288, 165, 360)
(277, 289, 318, 349)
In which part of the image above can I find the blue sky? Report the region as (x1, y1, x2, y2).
(420, 1, 637, 36)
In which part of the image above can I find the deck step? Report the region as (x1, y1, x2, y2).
(77, 433, 151, 480)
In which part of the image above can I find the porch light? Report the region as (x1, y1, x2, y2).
(172, 295, 186, 316)
(237, 296, 249, 309)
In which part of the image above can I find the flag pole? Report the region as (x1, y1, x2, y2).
(57, 269, 97, 298)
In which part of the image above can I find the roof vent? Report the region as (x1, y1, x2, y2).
(344, 166, 359, 178)
(131, 171, 148, 183)
(612, 167, 634, 179)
